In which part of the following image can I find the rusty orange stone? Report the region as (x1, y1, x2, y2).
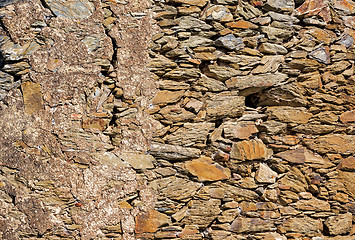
(294, 0, 332, 23)
(185, 157, 231, 181)
(135, 209, 170, 233)
(340, 110, 355, 123)
(226, 20, 258, 29)
(338, 156, 355, 171)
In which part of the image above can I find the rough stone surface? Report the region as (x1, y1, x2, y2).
(2, 0, 355, 238)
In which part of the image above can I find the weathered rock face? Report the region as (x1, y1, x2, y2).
(1, 0, 355, 239)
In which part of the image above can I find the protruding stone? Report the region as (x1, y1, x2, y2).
(135, 209, 171, 233)
(340, 110, 355, 123)
(338, 156, 355, 171)
(149, 143, 201, 161)
(185, 157, 231, 181)
(325, 213, 352, 235)
(151, 90, 185, 106)
(255, 163, 278, 184)
(264, 0, 295, 12)
(223, 121, 258, 140)
(230, 139, 267, 161)
(82, 118, 108, 131)
(202, 5, 233, 22)
(215, 34, 244, 51)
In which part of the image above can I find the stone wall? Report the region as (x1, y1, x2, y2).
(0, 0, 354, 239)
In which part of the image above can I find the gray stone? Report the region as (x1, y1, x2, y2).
(173, 16, 212, 31)
(181, 36, 213, 48)
(268, 11, 299, 22)
(219, 54, 261, 67)
(0, 71, 15, 93)
(45, 0, 95, 19)
(255, 163, 278, 184)
(215, 34, 244, 51)
(264, 0, 295, 13)
(309, 46, 330, 64)
(120, 152, 155, 170)
(149, 143, 201, 161)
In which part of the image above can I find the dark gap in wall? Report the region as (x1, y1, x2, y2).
(245, 92, 261, 108)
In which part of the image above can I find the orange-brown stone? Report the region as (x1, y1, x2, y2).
(21, 82, 44, 115)
(226, 20, 258, 29)
(230, 139, 267, 161)
(135, 209, 171, 233)
(338, 156, 355, 171)
(185, 157, 231, 181)
(340, 110, 355, 123)
(151, 90, 185, 106)
(82, 118, 108, 131)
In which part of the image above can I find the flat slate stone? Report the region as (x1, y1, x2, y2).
(45, 0, 94, 19)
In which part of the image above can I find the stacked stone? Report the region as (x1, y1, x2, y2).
(142, 0, 355, 239)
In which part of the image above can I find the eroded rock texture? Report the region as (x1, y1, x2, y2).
(0, 0, 355, 239)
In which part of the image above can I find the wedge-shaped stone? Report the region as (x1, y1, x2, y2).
(277, 147, 334, 168)
(150, 176, 202, 202)
(150, 143, 201, 161)
(226, 73, 288, 95)
(164, 122, 214, 147)
(204, 65, 240, 81)
(278, 167, 307, 193)
(223, 121, 258, 140)
(185, 157, 230, 181)
(135, 209, 171, 233)
(206, 92, 245, 120)
(338, 156, 355, 171)
(252, 55, 284, 74)
(230, 139, 267, 161)
(255, 163, 278, 184)
(230, 217, 274, 233)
